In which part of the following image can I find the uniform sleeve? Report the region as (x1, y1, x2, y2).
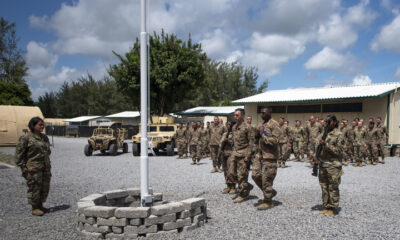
(305, 126, 310, 143)
(246, 126, 255, 159)
(261, 122, 280, 147)
(15, 135, 28, 169)
(325, 132, 344, 156)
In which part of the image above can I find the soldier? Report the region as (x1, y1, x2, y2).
(292, 120, 306, 162)
(246, 116, 258, 165)
(305, 115, 323, 168)
(184, 122, 190, 158)
(284, 120, 293, 162)
(353, 121, 367, 167)
(189, 122, 201, 165)
(200, 122, 208, 158)
(278, 117, 290, 168)
(366, 121, 380, 165)
(315, 115, 344, 216)
(376, 117, 388, 164)
(174, 123, 186, 159)
(16, 117, 52, 216)
(208, 116, 226, 173)
(251, 107, 281, 210)
(346, 120, 357, 164)
(206, 122, 211, 157)
(226, 108, 254, 203)
(339, 122, 349, 165)
(341, 120, 353, 165)
(220, 121, 236, 194)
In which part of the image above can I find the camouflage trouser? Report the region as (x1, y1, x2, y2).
(308, 141, 317, 163)
(205, 142, 210, 155)
(227, 152, 252, 198)
(210, 145, 220, 168)
(354, 145, 365, 163)
(177, 141, 186, 157)
(318, 161, 343, 208)
(26, 168, 51, 206)
(293, 141, 304, 161)
(190, 144, 201, 162)
(184, 142, 189, 156)
(377, 140, 387, 160)
(344, 143, 354, 163)
(303, 142, 309, 160)
(366, 142, 378, 163)
(278, 143, 290, 165)
(252, 153, 277, 200)
(222, 151, 235, 189)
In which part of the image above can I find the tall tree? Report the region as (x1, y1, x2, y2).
(109, 30, 206, 115)
(0, 17, 33, 105)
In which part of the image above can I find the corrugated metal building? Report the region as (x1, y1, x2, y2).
(180, 106, 244, 123)
(232, 82, 400, 148)
(104, 111, 140, 125)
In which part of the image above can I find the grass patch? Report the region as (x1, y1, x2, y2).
(0, 152, 16, 166)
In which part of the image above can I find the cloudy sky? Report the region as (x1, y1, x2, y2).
(1, 0, 400, 100)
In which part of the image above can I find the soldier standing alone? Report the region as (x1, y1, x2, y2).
(189, 122, 201, 165)
(293, 120, 306, 162)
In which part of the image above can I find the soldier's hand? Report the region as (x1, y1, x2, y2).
(313, 155, 319, 164)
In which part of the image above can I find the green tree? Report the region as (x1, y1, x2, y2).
(37, 92, 58, 117)
(109, 30, 206, 115)
(0, 17, 33, 105)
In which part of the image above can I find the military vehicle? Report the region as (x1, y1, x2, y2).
(132, 116, 177, 156)
(84, 123, 128, 156)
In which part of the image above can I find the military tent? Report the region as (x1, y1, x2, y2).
(0, 105, 44, 146)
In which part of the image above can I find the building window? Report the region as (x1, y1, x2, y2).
(257, 106, 286, 113)
(322, 103, 362, 112)
(287, 104, 321, 113)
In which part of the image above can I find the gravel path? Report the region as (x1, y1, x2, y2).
(1, 137, 399, 240)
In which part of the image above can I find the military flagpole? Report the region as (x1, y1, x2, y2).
(140, 0, 153, 206)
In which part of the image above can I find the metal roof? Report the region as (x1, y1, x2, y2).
(64, 116, 101, 122)
(232, 82, 400, 104)
(105, 111, 140, 118)
(181, 106, 244, 116)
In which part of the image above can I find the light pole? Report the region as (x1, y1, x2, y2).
(140, 0, 153, 207)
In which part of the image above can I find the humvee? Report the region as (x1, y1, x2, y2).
(132, 116, 177, 156)
(84, 123, 128, 156)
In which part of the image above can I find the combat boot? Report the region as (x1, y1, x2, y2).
(39, 202, 51, 213)
(217, 167, 222, 173)
(381, 159, 385, 164)
(196, 160, 200, 165)
(210, 168, 217, 173)
(222, 188, 230, 194)
(372, 161, 377, 165)
(257, 199, 274, 210)
(343, 161, 348, 166)
(320, 208, 329, 215)
(281, 163, 286, 168)
(233, 196, 245, 203)
(32, 206, 44, 216)
(323, 208, 337, 216)
(367, 161, 372, 165)
(228, 188, 236, 194)
(190, 161, 196, 165)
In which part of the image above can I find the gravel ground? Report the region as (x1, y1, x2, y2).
(0, 137, 400, 240)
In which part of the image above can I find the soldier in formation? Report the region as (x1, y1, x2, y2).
(220, 121, 236, 194)
(174, 123, 186, 159)
(292, 120, 306, 162)
(277, 117, 291, 168)
(188, 122, 201, 165)
(305, 115, 323, 168)
(16, 117, 52, 216)
(208, 116, 226, 173)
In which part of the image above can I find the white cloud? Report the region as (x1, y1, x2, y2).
(304, 47, 364, 75)
(394, 66, 400, 79)
(352, 74, 372, 85)
(200, 29, 236, 61)
(371, 15, 400, 52)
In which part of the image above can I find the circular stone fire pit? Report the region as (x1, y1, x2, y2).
(76, 187, 207, 239)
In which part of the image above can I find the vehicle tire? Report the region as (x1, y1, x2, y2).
(109, 143, 118, 156)
(132, 143, 140, 156)
(100, 150, 106, 154)
(166, 143, 174, 156)
(84, 144, 93, 156)
(153, 148, 160, 156)
(123, 142, 128, 153)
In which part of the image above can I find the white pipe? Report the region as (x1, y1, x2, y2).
(140, 0, 151, 206)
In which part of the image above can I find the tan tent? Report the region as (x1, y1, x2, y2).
(0, 105, 44, 146)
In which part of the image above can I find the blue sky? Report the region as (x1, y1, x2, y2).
(1, 0, 400, 100)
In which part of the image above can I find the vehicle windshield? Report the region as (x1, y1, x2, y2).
(159, 126, 175, 132)
(94, 128, 113, 135)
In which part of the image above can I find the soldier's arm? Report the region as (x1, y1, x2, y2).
(15, 135, 28, 169)
(325, 133, 344, 156)
(261, 123, 280, 146)
(246, 127, 255, 159)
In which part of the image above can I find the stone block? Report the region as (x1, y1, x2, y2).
(147, 229, 178, 237)
(144, 213, 176, 226)
(84, 206, 117, 218)
(193, 214, 205, 224)
(124, 196, 135, 204)
(182, 223, 198, 232)
(77, 201, 95, 214)
(80, 230, 104, 239)
(78, 222, 84, 231)
(106, 199, 116, 206)
(112, 226, 123, 234)
(103, 189, 128, 200)
(114, 207, 150, 218)
(129, 218, 141, 226)
(105, 233, 136, 239)
(153, 193, 163, 201)
(180, 207, 202, 219)
(125, 225, 157, 234)
(176, 218, 191, 228)
(85, 223, 110, 234)
(97, 217, 127, 227)
(151, 202, 184, 216)
(181, 198, 206, 210)
(127, 187, 153, 196)
(80, 193, 106, 204)
(163, 221, 178, 231)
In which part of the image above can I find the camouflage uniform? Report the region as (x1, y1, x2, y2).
(220, 132, 235, 189)
(343, 126, 355, 164)
(174, 128, 186, 158)
(278, 123, 291, 167)
(252, 118, 281, 202)
(305, 121, 323, 166)
(292, 126, 306, 161)
(189, 127, 201, 164)
(353, 127, 366, 165)
(200, 127, 208, 158)
(365, 127, 380, 165)
(208, 124, 226, 169)
(227, 121, 254, 198)
(376, 123, 388, 163)
(15, 132, 52, 208)
(184, 126, 190, 157)
(318, 128, 344, 210)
